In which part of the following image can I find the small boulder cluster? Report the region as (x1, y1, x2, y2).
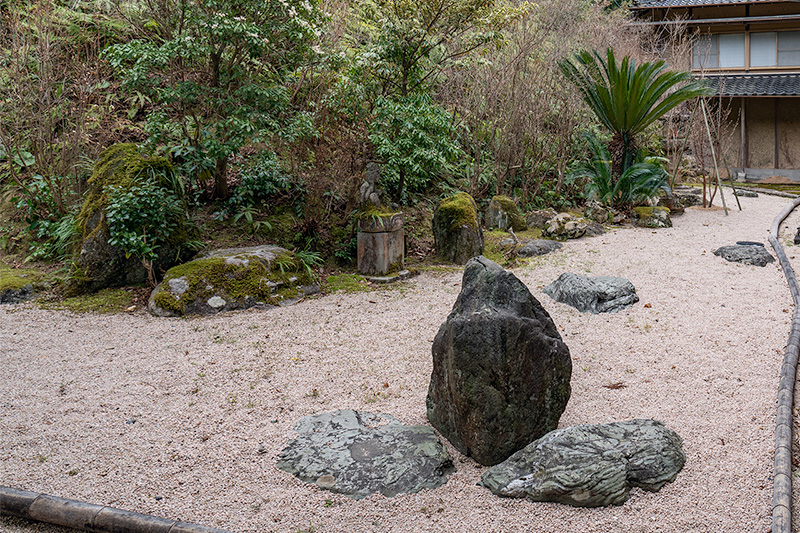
(277, 257, 684, 507)
(431, 192, 611, 267)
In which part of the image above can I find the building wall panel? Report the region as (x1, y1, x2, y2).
(746, 98, 776, 168)
(778, 98, 800, 168)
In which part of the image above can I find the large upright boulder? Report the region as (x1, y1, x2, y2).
(485, 195, 527, 232)
(426, 256, 572, 466)
(432, 192, 484, 264)
(72, 144, 197, 293)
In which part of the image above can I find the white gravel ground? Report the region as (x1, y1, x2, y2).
(1, 191, 796, 532)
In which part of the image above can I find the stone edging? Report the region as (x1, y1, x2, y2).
(769, 195, 800, 533)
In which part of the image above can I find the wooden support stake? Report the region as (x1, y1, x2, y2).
(700, 98, 728, 216)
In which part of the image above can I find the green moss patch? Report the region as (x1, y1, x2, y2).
(0, 264, 44, 292)
(323, 274, 373, 294)
(633, 206, 669, 217)
(353, 205, 402, 220)
(39, 287, 134, 314)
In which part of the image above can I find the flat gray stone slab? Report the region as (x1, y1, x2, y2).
(480, 419, 685, 507)
(713, 244, 774, 267)
(543, 273, 638, 314)
(276, 410, 453, 499)
(514, 239, 563, 257)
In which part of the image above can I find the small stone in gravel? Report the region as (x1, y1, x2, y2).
(479, 419, 685, 507)
(276, 410, 454, 499)
(713, 244, 775, 267)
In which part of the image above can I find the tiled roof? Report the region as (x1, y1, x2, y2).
(702, 74, 800, 96)
(633, 0, 775, 9)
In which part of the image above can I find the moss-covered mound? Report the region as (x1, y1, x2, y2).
(0, 264, 44, 304)
(432, 192, 483, 264)
(148, 245, 318, 317)
(72, 143, 198, 293)
(486, 195, 527, 232)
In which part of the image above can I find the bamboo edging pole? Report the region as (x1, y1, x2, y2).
(0, 486, 233, 533)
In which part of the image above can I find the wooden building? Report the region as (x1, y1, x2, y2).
(631, 0, 800, 180)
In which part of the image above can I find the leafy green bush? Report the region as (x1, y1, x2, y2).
(104, 179, 184, 284)
(232, 153, 295, 208)
(369, 95, 464, 202)
(11, 174, 81, 261)
(103, 0, 324, 199)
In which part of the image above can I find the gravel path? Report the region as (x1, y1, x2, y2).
(0, 192, 794, 532)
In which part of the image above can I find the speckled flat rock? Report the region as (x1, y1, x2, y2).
(543, 273, 638, 314)
(276, 410, 453, 499)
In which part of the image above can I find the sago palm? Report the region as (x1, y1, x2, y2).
(560, 48, 711, 181)
(573, 132, 670, 209)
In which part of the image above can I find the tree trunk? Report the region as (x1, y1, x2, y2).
(394, 167, 406, 204)
(213, 156, 229, 199)
(609, 131, 636, 185)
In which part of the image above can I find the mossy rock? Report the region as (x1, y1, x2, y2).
(432, 192, 484, 265)
(72, 143, 198, 294)
(148, 245, 319, 317)
(0, 264, 44, 304)
(542, 213, 590, 241)
(486, 196, 527, 232)
(632, 207, 672, 228)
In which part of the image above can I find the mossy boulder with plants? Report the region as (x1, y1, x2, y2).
(72, 143, 199, 293)
(432, 192, 484, 265)
(485, 195, 527, 232)
(148, 245, 320, 317)
(632, 207, 672, 229)
(0, 264, 44, 304)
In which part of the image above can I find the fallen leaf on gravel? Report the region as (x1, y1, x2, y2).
(644, 303, 652, 308)
(603, 382, 627, 389)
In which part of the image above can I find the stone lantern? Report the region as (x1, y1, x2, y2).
(357, 212, 404, 276)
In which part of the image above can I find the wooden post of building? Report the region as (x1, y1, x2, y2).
(775, 98, 780, 169)
(741, 98, 747, 173)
